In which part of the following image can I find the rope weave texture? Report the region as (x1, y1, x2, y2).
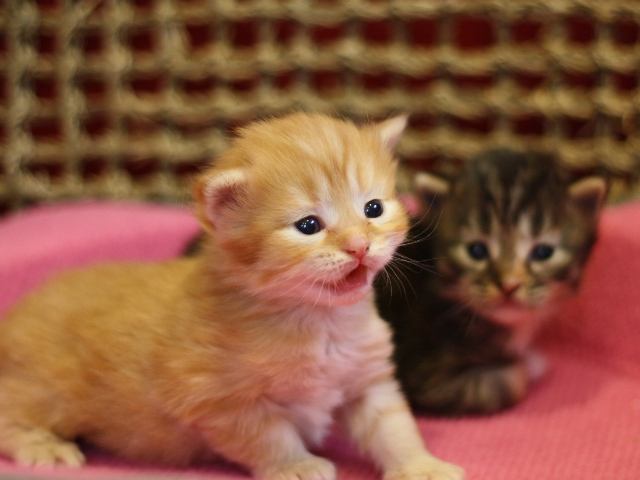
(1, 0, 640, 212)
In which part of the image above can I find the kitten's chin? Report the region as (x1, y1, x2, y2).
(482, 301, 558, 346)
(483, 294, 562, 328)
(485, 304, 538, 327)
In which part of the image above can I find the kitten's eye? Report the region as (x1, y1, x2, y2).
(467, 242, 489, 260)
(364, 200, 384, 218)
(294, 216, 323, 235)
(530, 244, 554, 261)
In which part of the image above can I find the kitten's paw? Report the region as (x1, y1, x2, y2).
(409, 361, 528, 415)
(14, 434, 85, 468)
(472, 362, 529, 413)
(384, 455, 465, 480)
(260, 455, 336, 480)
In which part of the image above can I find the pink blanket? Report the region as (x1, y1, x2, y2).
(0, 201, 638, 479)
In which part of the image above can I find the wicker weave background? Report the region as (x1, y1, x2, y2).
(2, 0, 640, 214)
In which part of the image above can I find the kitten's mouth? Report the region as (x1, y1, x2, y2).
(497, 298, 523, 308)
(329, 264, 369, 294)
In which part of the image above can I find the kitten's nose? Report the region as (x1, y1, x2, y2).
(501, 281, 522, 298)
(344, 236, 370, 262)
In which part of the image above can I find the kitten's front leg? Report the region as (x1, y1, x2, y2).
(198, 403, 335, 480)
(339, 380, 464, 480)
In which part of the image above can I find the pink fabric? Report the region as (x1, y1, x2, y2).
(0, 202, 201, 316)
(0, 201, 638, 479)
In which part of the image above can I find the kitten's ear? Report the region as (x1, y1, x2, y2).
(568, 176, 607, 218)
(377, 115, 408, 152)
(412, 172, 450, 217)
(194, 168, 247, 229)
(414, 172, 450, 197)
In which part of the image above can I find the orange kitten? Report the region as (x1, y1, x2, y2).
(0, 113, 464, 480)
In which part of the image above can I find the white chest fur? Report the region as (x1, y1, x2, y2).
(256, 304, 394, 446)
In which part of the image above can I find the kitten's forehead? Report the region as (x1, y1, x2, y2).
(244, 116, 395, 202)
(459, 150, 566, 235)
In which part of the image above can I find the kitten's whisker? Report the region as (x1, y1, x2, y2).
(380, 268, 403, 305)
(391, 264, 415, 300)
(313, 274, 330, 309)
(461, 304, 483, 341)
(374, 265, 399, 303)
(300, 270, 326, 306)
(374, 269, 393, 296)
(261, 267, 321, 310)
(399, 226, 438, 248)
(442, 302, 469, 319)
(438, 292, 488, 340)
(383, 261, 414, 304)
(399, 200, 445, 248)
(424, 202, 445, 238)
(390, 256, 443, 281)
(399, 226, 435, 247)
(391, 253, 438, 274)
(407, 187, 441, 227)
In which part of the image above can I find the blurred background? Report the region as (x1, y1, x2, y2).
(1, 0, 640, 214)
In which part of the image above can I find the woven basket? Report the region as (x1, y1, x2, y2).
(2, 0, 640, 213)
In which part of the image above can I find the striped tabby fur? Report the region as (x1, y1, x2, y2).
(377, 149, 606, 415)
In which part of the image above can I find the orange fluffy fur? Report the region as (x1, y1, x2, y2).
(0, 113, 464, 480)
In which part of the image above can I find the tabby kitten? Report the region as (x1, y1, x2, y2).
(377, 149, 606, 415)
(0, 113, 464, 480)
